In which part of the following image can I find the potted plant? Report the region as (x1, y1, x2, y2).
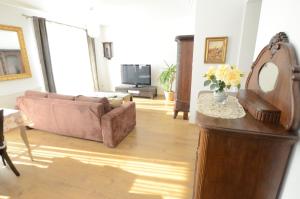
(203, 64, 244, 103)
(159, 62, 176, 101)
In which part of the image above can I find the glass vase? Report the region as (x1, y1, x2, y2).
(213, 90, 228, 104)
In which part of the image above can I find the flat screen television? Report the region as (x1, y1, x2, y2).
(121, 64, 151, 87)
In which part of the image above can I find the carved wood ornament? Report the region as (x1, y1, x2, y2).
(268, 32, 289, 56)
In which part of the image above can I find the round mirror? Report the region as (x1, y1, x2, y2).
(258, 62, 279, 92)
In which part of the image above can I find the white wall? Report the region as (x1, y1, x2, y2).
(254, 0, 300, 198)
(96, 17, 194, 94)
(237, 0, 262, 76)
(189, 0, 249, 123)
(0, 3, 45, 108)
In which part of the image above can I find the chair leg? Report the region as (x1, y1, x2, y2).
(1, 155, 6, 166)
(1, 150, 20, 176)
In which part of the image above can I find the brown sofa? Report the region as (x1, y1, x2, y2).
(16, 90, 136, 148)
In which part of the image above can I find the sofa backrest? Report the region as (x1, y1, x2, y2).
(25, 90, 48, 98)
(48, 93, 75, 100)
(24, 90, 111, 113)
(17, 96, 105, 141)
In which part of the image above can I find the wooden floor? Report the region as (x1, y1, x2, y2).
(0, 97, 199, 199)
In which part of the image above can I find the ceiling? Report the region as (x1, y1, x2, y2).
(0, 0, 195, 26)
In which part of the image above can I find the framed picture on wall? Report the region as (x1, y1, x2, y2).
(204, 37, 228, 64)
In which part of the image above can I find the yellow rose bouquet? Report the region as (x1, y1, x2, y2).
(203, 64, 243, 97)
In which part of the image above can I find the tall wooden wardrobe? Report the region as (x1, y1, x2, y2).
(174, 35, 194, 120)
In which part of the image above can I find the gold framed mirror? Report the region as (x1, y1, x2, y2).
(0, 24, 31, 81)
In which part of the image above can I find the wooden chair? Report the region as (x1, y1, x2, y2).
(0, 109, 20, 176)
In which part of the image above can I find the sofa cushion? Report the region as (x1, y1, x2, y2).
(48, 93, 75, 100)
(75, 95, 112, 113)
(25, 90, 48, 98)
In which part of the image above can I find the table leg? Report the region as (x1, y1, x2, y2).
(19, 126, 33, 161)
(173, 110, 179, 119)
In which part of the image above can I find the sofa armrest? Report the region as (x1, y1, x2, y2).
(101, 102, 136, 148)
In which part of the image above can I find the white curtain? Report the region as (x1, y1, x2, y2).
(46, 22, 94, 95)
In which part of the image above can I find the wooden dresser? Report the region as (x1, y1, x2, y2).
(193, 32, 300, 199)
(174, 35, 194, 120)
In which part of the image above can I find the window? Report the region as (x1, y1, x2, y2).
(46, 22, 94, 94)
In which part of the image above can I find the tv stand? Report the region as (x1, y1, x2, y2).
(115, 85, 157, 99)
(134, 85, 146, 88)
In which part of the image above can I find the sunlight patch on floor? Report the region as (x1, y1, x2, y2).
(12, 161, 49, 169)
(6, 142, 191, 199)
(130, 179, 187, 199)
(136, 105, 172, 112)
(134, 97, 174, 112)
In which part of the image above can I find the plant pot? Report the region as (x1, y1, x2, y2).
(164, 91, 175, 101)
(213, 91, 228, 104)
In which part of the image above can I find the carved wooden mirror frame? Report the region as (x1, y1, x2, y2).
(0, 24, 31, 81)
(246, 32, 300, 131)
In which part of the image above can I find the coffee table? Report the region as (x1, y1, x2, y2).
(78, 91, 132, 108)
